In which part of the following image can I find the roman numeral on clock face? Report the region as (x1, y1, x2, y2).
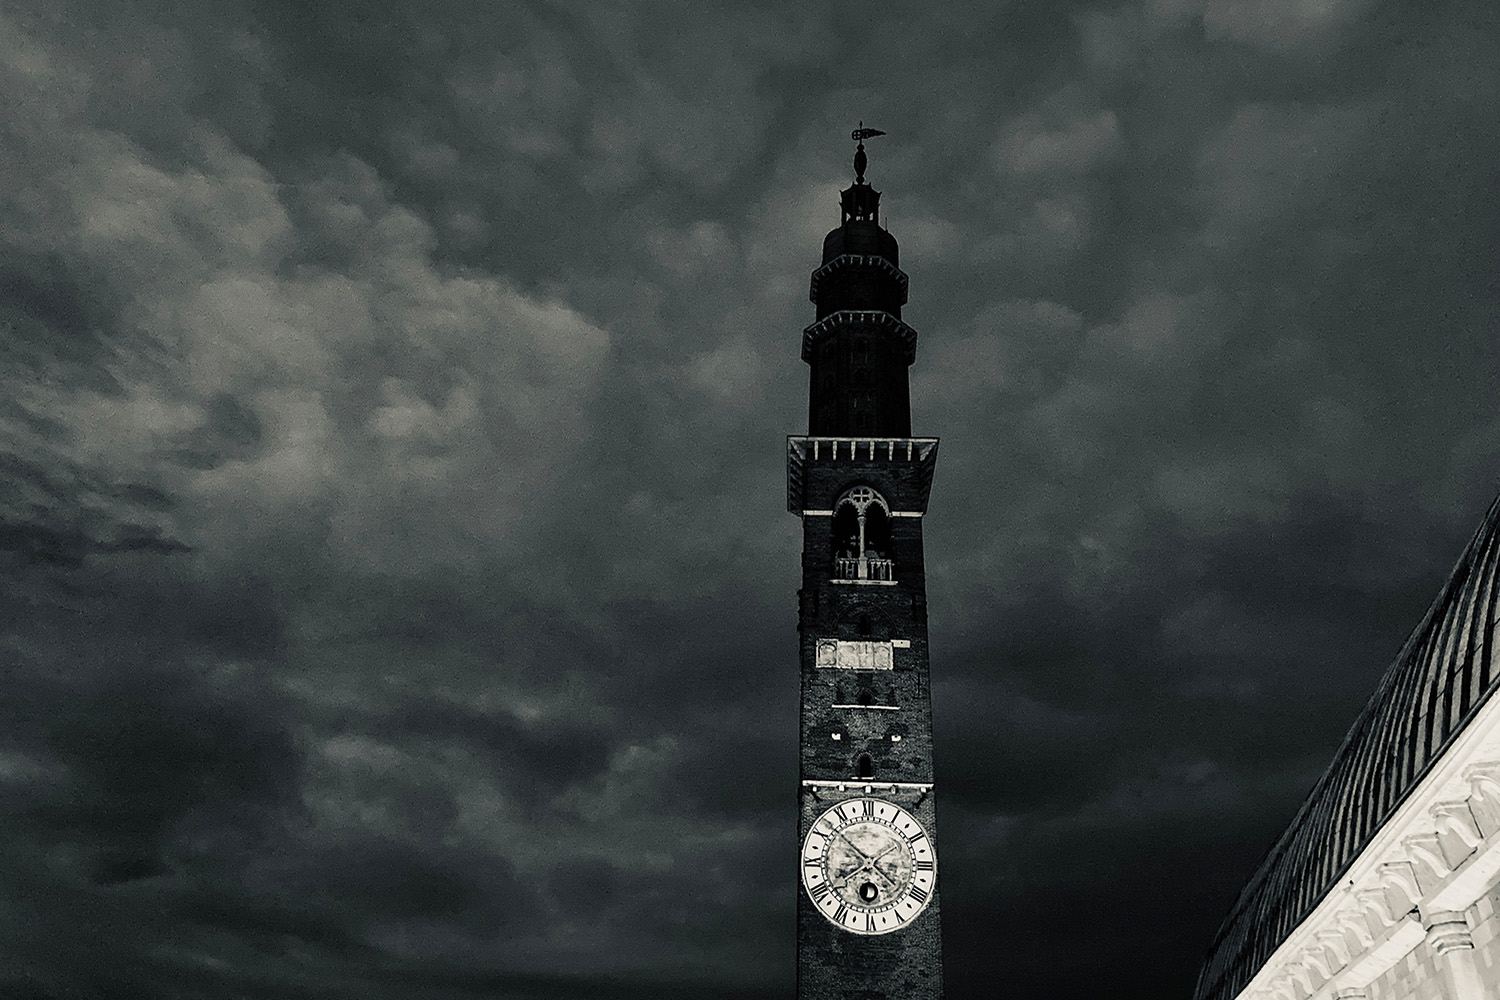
(802, 798, 935, 936)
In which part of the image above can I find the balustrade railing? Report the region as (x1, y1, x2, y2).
(833, 556, 894, 581)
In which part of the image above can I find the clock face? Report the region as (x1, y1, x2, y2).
(801, 797, 936, 935)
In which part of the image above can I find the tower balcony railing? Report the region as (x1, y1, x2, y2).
(834, 556, 894, 582)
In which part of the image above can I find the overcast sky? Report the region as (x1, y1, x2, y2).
(1, 1, 1497, 997)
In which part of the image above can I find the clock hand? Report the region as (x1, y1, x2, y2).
(851, 839, 900, 874)
(834, 831, 874, 863)
(865, 838, 913, 886)
(863, 861, 900, 890)
(830, 852, 866, 884)
(839, 837, 903, 891)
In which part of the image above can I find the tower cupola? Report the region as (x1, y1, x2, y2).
(804, 126, 918, 437)
(840, 134, 882, 224)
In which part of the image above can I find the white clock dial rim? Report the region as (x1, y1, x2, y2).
(800, 796, 936, 936)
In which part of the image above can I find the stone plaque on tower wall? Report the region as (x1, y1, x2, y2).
(815, 639, 895, 670)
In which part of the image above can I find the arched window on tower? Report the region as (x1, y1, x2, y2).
(831, 486, 894, 581)
(856, 754, 875, 779)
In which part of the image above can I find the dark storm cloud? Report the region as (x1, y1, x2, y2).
(31, 671, 297, 883)
(2, 0, 1498, 997)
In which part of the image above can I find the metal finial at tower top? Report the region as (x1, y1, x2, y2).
(851, 121, 886, 183)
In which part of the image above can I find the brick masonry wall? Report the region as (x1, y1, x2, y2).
(1458, 887, 1500, 993)
(798, 455, 935, 787)
(795, 446, 944, 998)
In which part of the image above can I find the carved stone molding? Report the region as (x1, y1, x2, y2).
(1300, 944, 1334, 981)
(1422, 910, 1474, 956)
(1315, 928, 1352, 968)
(1266, 975, 1294, 1000)
(1402, 833, 1453, 887)
(1378, 860, 1421, 910)
(1336, 908, 1374, 950)
(1432, 800, 1483, 866)
(1220, 694, 1500, 1000)
(1423, 906, 1488, 1000)
(1355, 887, 1395, 929)
(1463, 764, 1500, 837)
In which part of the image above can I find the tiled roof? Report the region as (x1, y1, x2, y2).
(1194, 495, 1500, 1000)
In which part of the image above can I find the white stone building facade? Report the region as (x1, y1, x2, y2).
(1197, 498, 1500, 1000)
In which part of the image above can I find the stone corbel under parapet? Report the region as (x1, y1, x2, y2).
(1287, 961, 1317, 996)
(1314, 928, 1351, 968)
(1377, 860, 1422, 910)
(1266, 975, 1295, 1000)
(1432, 799, 1483, 862)
(1334, 907, 1374, 950)
(1338, 910, 1423, 990)
(1429, 763, 1500, 911)
(1228, 747, 1500, 1000)
(1353, 887, 1394, 930)
(1296, 945, 1339, 996)
(1402, 833, 1454, 889)
(1463, 764, 1500, 835)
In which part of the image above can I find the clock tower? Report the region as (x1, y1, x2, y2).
(788, 131, 944, 1000)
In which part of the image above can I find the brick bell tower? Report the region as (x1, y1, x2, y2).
(788, 128, 944, 1000)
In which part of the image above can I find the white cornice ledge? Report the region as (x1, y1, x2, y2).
(1234, 688, 1500, 1000)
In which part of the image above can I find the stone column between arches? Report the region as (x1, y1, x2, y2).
(1422, 909, 1485, 1000)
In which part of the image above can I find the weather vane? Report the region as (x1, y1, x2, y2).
(851, 120, 886, 183)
